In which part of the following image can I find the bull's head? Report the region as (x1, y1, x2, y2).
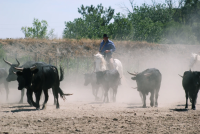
(13, 66, 38, 90)
(84, 73, 92, 86)
(128, 71, 152, 90)
(3, 58, 20, 82)
(127, 71, 138, 80)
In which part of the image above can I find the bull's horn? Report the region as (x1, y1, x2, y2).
(64, 94, 73, 96)
(14, 67, 23, 71)
(134, 71, 138, 74)
(178, 74, 183, 78)
(16, 59, 20, 67)
(30, 66, 37, 71)
(13, 71, 17, 75)
(127, 71, 137, 76)
(131, 87, 137, 89)
(3, 58, 12, 66)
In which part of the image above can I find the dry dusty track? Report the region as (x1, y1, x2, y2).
(0, 101, 200, 134)
(0, 77, 200, 134)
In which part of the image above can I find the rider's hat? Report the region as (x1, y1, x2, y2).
(103, 34, 109, 38)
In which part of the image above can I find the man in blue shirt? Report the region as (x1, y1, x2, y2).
(99, 34, 116, 69)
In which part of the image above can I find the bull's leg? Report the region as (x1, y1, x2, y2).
(142, 94, 146, 108)
(52, 88, 56, 105)
(185, 91, 188, 109)
(96, 87, 100, 100)
(113, 87, 117, 102)
(35, 89, 42, 110)
(150, 91, 155, 107)
(192, 98, 196, 110)
(27, 89, 37, 107)
(53, 87, 59, 109)
(19, 88, 25, 104)
(103, 87, 109, 103)
(101, 87, 104, 100)
(92, 86, 96, 101)
(192, 99, 196, 110)
(155, 91, 159, 107)
(139, 91, 143, 104)
(42, 89, 49, 110)
(191, 94, 197, 110)
(103, 88, 106, 103)
(4, 82, 9, 101)
(109, 88, 113, 102)
(106, 88, 109, 103)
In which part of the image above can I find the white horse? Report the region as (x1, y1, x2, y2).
(94, 52, 123, 102)
(189, 53, 200, 70)
(94, 52, 123, 78)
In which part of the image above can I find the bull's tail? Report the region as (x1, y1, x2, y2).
(58, 87, 73, 100)
(59, 65, 64, 82)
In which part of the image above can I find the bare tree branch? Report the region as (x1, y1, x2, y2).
(118, 0, 135, 14)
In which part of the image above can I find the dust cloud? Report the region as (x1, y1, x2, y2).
(0, 45, 200, 108)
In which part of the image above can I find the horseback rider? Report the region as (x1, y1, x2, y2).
(98, 34, 116, 70)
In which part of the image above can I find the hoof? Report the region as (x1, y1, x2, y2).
(28, 102, 33, 106)
(36, 108, 40, 110)
(42, 105, 46, 110)
(56, 104, 60, 109)
(19, 100, 23, 104)
(192, 107, 196, 110)
(142, 105, 147, 108)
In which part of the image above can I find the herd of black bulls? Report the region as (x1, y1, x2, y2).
(0, 58, 199, 110)
(84, 68, 200, 110)
(2, 59, 72, 110)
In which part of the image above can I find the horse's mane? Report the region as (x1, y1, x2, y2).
(94, 53, 106, 71)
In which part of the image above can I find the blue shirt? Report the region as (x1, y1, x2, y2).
(99, 39, 116, 55)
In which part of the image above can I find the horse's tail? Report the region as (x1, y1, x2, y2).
(114, 59, 123, 78)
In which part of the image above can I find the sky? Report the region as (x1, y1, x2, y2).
(0, 0, 168, 39)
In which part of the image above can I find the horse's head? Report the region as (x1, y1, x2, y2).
(94, 52, 103, 59)
(94, 52, 106, 71)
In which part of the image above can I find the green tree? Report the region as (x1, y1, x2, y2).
(128, 3, 172, 42)
(63, 4, 115, 39)
(110, 13, 132, 40)
(21, 18, 54, 39)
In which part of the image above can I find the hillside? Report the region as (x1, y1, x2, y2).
(0, 38, 200, 76)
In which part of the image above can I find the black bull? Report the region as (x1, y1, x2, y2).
(84, 72, 101, 101)
(14, 63, 72, 110)
(128, 68, 162, 108)
(179, 71, 200, 110)
(3, 58, 37, 104)
(96, 70, 120, 103)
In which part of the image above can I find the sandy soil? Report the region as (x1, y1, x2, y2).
(0, 79, 200, 134)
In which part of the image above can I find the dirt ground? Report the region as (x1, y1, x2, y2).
(0, 78, 200, 134)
